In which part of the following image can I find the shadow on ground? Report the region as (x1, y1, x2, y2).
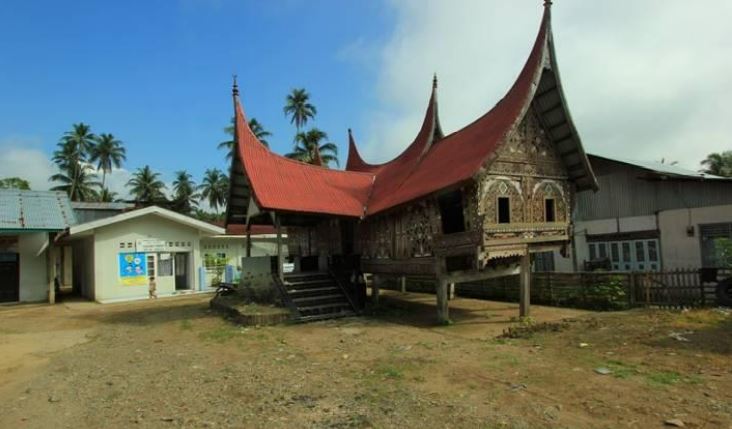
(647, 313, 732, 355)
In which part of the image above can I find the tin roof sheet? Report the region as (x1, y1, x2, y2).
(0, 190, 76, 231)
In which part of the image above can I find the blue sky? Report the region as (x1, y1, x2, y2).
(2, 1, 731, 196)
(0, 0, 392, 182)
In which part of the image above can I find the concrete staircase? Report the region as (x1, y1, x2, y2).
(283, 272, 356, 322)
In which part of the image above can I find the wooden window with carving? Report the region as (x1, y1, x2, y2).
(545, 198, 556, 222)
(438, 190, 466, 234)
(497, 197, 510, 224)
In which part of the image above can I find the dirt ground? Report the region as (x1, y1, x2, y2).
(0, 291, 730, 429)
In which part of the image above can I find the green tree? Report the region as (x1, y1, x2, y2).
(52, 123, 97, 199)
(97, 187, 118, 203)
(126, 165, 167, 205)
(701, 151, 732, 177)
(0, 177, 30, 190)
(171, 170, 199, 214)
(199, 168, 228, 213)
(50, 165, 101, 202)
(286, 128, 339, 167)
(218, 117, 271, 161)
(283, 88, 316, 132)
(89, 133, 126, 188)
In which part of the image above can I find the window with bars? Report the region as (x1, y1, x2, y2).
(587, 238, 660, 271)
(700, 223, 732, 268)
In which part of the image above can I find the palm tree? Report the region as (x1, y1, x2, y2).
(283, 88, 316, 132)
(701, 151, 732, 177)
(285, 128, 339, 167)
(126, 165, 167, 205)
(52, 123, 97, 199)
(50, 165, 101, 202)
(98, 187, 118, 203)
(218, 117, 271, 161)
(199, 168, 228, 213)
(171, 170, 199, 214)
(89, 133, 126, 188)
(248, 118, 272, 146)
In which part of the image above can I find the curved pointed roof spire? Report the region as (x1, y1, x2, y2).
(345, 128, 372, 171)
(345, 75, 444, 173)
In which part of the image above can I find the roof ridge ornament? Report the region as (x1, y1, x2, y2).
(544, 0, 552, 7)
(232, 74, 239, 97)
(432, 73, 438, 90)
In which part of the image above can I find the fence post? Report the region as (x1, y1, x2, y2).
(698, 269, 706, 307)
(627, 273, 635, 308)
(547, 271, 553, 305)
(644, 273, 650, 307)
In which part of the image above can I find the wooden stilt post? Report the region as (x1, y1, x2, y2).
(435, 257, 450, 324)
(519, 248, 531, 318)
(47, 242, 56, 304)
(448, 282, 455, 300)
(400, 276, 406, 293)
(275, 215, 283, 281)
(246, 225, 252, 258)
(436, 277, 449, 324)
(372, 274, 380, 306)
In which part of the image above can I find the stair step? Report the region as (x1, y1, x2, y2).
(288, 286, 340, 296)
(296, 311, 356, 323)
(293, 294, 347, 304)
(297, 302, 351, 312)
(285, 273, 330, 281)
(286, 278, 334, 286)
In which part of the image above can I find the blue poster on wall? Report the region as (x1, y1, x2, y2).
(118, 252, 147, 286)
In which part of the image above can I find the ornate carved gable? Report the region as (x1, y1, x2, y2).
(489, 108, 567, 179)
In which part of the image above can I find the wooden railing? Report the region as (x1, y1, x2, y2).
(381, 269, 730, 310)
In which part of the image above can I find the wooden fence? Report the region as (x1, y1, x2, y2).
(381, 269, 729, 311)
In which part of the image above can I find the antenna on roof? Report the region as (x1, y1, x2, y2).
(232, 74, 239, 97)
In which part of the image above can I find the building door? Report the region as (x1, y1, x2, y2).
(174, 253, 189, 290)
(0, 253, 19, 303)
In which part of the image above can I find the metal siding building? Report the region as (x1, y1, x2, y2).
(555, 155, 732, 272)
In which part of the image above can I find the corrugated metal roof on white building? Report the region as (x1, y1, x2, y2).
(0, 190, 76, 231)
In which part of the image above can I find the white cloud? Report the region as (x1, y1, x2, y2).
(0, 137, 56, 190)
(0, 136, 135, 198)
(353, 0, 732, 171)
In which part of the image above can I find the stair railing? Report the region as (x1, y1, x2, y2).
(271, 273, 301, 318)
(328, 268, 359, 315)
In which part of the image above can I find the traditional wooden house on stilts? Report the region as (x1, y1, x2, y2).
(226, 1, 597, 323)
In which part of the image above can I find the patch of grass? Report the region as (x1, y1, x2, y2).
(604, 360, 639, 379)
(377, 365, 404, 379)
(646, 370, 682, 385)
(499, 321, 569, 339)
(199, 326, 238, 343)
(180, 319, 193, 331)
(483, 352, 521, 369)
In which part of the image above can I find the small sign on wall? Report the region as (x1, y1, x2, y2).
(136, 239, 166, 252)
(119, 252, 147, 286)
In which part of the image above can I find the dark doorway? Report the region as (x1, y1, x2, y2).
(174, 253, 189, 290)
(300, 256, 319, 272)
(340, 219, 355, 255)
(438, 191, 466, 234)
(0, 253, 20, 303)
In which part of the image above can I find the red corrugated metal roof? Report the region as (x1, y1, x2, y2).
(235, 102, 374, 218)
(351, 7, 549, 214)
(234, 6, 551, 218)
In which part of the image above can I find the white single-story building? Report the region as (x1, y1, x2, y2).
(63, 206, 225, 303)
(58, 206, 288, 303)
